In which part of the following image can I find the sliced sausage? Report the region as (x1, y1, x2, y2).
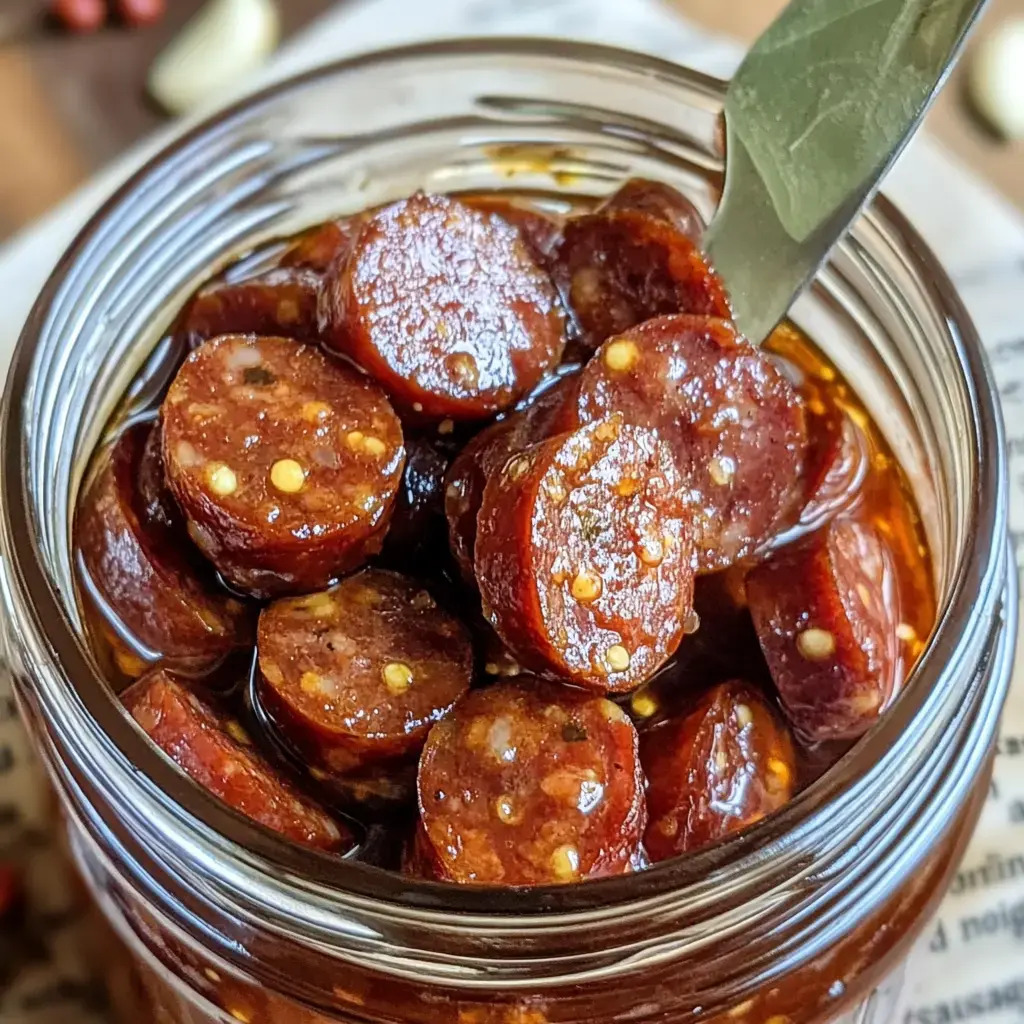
(760, 325, 872, 543)
(478, 622, 527, 681)
(256, 570, 473, 775)
(161, 335, 405, 597)
(462, 196, 564, 263)
(746, 517, 903, 742)
(552, 205, 730, 350)
(321, 192, 565, 420)
(317, 763, 419, 814)
(802, 410, 870, 526)
(600, 178, 705, 242)
(624, 568, 776, 731)
(401, 822, 443, 880)
(123, 670, 351, 851)
(772, 402, 870, 551)
(180, 268, 321, 345)
(244, 670, 420, 814)
(566, 315, 807, 571)
(280, 219, 355, 274)
(76, 422, 253, 677)
(381, 432, 458, 564)
(444, 377, 575, 581)
(641, 681, 796, 860)
(445, 421, 514, 581)
(417, 680, 645, 884)
(475, 417, 695, 693)
(136, 418, 183, 533)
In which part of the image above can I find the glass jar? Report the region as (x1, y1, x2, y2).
(0, 40, 1016, 1024)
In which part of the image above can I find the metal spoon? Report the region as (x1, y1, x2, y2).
(704, 0, 989, 345)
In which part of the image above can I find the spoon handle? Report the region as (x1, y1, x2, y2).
(704, 0, 989, 345)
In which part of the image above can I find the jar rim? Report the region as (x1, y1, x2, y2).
(0, 37, 1010, 921)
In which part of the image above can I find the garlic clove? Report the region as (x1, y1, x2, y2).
(967, 18, 1024, 141)
(147, 0, 281, 117)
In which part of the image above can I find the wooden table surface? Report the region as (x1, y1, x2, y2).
(0, 0, 1021, 243)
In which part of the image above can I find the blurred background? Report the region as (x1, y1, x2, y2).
(0, 0, 1021, 244)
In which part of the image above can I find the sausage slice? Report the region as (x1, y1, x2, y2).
(777, 406, 870, 546)
(280, 219, 355, 274)
(417, 680, 645, 884)
(161, 335, 404, 597)
(322, 192, 565, 420)
(462, 196, 564, 263)
(552, 203, 729, 350)
(641, 681, 796, 861)
(444, 376, 576, 582)
(746, 517, 903, 742)
(123, 670, 350, 852)
(380, 433, 457, 564)
(256, 570, 472, 774)
(568, 316, 807, 571)
(600, 178, 705, 242)
(401, 822, 442, 880)
(180, 268, 321, 345)
(76, 422, 253, 677)
(475, 417, 695, 693)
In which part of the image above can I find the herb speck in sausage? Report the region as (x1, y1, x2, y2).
(243, 366, 277, 386)
(562, 722, 589, 743)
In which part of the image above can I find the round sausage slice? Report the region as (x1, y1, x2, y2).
(180, 268, 321, 345)
(76, 422, 253, 677)
(641, 681, 796, 861)
(444, 377, 576, 582)
(161, 335, 405, 597)
(462, 196, 564, 263)
(568, 316, 808, 571)
(322, 192, 565, 420)
(776, 406, 870, 547)
(123, 670, 351, 852)
(380, 432, 460, 565)
(136, 418, 183, 533)
(475, 417, 695, 693)
(552, 205, 730, 350)
(417, 680, 645, 885)
(600, 178, 705, 242)
(401, 822, 444, 880)
(746, 517, 903, 742)
(256, 570, 473, 775)
(280, 219, 355, 274)
(445, 420, 517, 581)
